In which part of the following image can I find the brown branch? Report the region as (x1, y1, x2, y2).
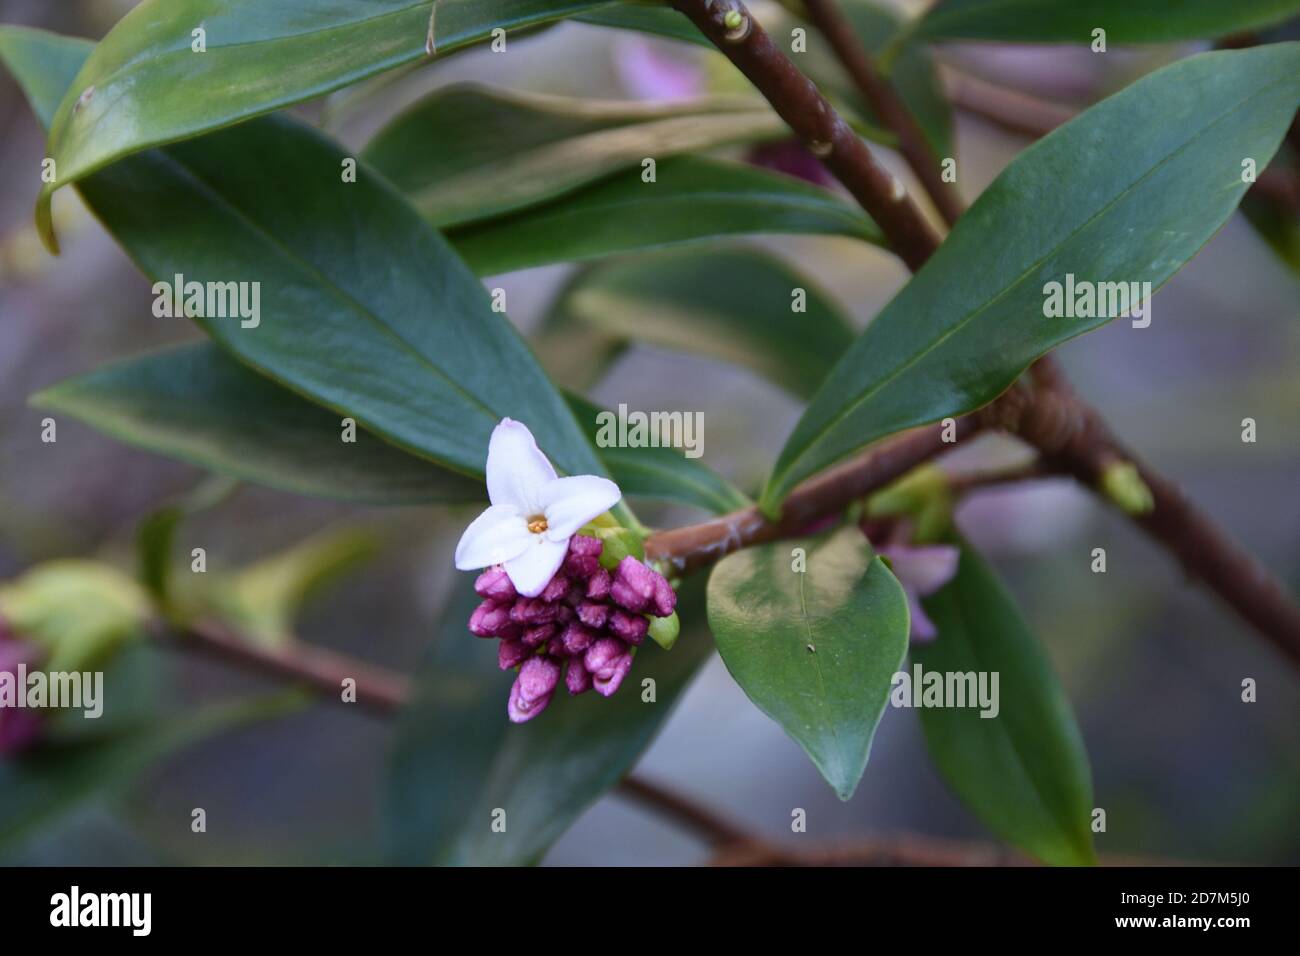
(646, 416, 981, 573)
(165, 619, 411, 716)
(943, 65, 1074, 139)
(803, 0, 964, 225)
(161, 618, 765, 847)
(670, 0, 940, 270)
(995, 373, 1300, 668)
(672, 0, 1300, 670)
(708, 833, 1202, 867)
(615, 776, 753, 846)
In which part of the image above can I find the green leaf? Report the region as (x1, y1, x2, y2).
(576, 3, 707, 45)
(33, 344, 483, 506)
(914, 541, 1095, 866)
(33, 0, 620, 249)
(706, 527, 909, 799)
(0, 24, 88, 125)
(449, 156, 882, 275)
(363, 84, 785, 228)
(1242, 187, 1300, 276)
(550, 247, 855, 399)
(762, 45, 1300, 512)
(1, 27, 610, 489)
(0, 689, 308, 853)
(0, 561, 152, 674)
(918, 0, 1300, 44)
(385, 577, 712, 864)
(566, 394, 752, 514)
(196, 529, 380, 649)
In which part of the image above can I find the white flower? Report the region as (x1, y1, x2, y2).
(455, 419, 622, 597)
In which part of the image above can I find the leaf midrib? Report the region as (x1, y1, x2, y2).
(149, 145, 504, 459)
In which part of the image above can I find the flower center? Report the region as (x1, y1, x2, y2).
(527, 515, 548, 535)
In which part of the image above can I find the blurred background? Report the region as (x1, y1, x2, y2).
(1, 0, 1297, 865)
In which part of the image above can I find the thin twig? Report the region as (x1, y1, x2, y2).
(671, 0, 940, 269)
(615, 776, 753, 846)
(646, 417, 981, 573)
(803, 0, 964, 225)
(162, 618, 762, 848)
(164, 619, 411, 716)
(673, 0, 1300, 671)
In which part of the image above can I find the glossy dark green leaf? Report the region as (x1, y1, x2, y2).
(385, 577, 712, 864)
(551, 247, 855, 399)
(0, 689, 307, 852)
(707, 527, 909, 799)
(576, 3, 707, 45)
(918, 0, 1300, 43)
(33, 344, 483, 506)
(914, 541, 1095, 866)
(2, 27, 610, 488)
(762, 45, 1300, 512)
(34, 341, 743, 514)
(566, 394, 751, 514)
(364, 84, 784, 228)
(449, 156, 883, 274)
(34, 0, 620, 248)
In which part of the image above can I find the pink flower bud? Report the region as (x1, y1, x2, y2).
(469, 600, 512, 637)
(510, 597, 558, 626)
(521, 623, 557, 649)
(608, 608, 648, 646)
(576, 601, 609, 630)
(564, 534, 604, 579)
(584, 638, 634, 697)
(474, 566, 517, 602)
(0, 628, 43, 755)
(539, 573, 570, 604)
(586, 567, 611, 601)
(565, 660, 592, 696)
(498, 638, 531, 671)
(610, 556, 657, 613)
(651, 574, 677, 618)
(561, 622, 596, 656)
(508, 655, 561, 723)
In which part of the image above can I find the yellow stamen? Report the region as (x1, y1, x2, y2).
(527, 516, 548, 534)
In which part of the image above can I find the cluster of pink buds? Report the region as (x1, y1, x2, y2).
(468, 535, 677, 723)
(0, 616, 43, 755)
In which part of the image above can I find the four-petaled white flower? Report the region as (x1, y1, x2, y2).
(455, 419, 622, 597)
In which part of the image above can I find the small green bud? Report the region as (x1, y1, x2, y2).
(868, 464, 949, 519)
(647, 612, 680, 651)
(0, 560, 151, 672)
(595, 526, 644, 569)
(1100, 461, 1154, 516)
(723, 10, 744, 31)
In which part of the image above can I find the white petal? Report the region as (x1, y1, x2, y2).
(539, 475, 623, 541)
(454, 504, 532, 569)
(486, 418, 557, 513)
(504, 536, 569, 597)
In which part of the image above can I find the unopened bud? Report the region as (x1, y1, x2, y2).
(647, 611, 680, 651)
(1100, 461, 1154, 515)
